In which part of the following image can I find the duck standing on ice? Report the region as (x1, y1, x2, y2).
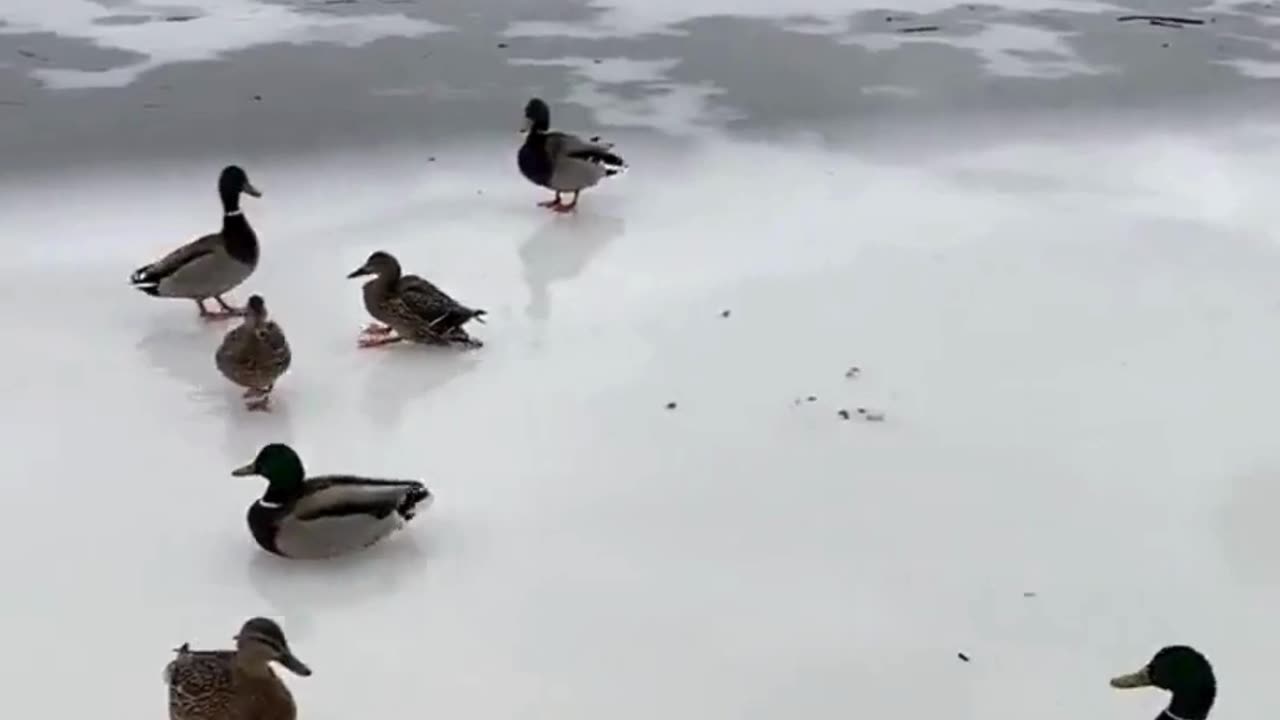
(518, 97, 627, 213)
(130, 165, 262, 319)
(347, 250, 486, 349)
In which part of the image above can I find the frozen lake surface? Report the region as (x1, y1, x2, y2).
(1, 1, 1278, 720)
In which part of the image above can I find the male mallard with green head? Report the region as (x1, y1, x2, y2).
(164, 616, 310, 720)
(214, 294, 292, 411)
(232, 443, 433, 559)
(518, 97, 626, 213)
(130, 165, 262, 320)
(346, 250, 486, 349)
(1111, 645, 1217, 720)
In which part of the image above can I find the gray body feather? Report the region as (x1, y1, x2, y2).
(259, 477, 431, 559)
(140, 232, 257, 299)
(272, 512, 406, 559)
(545, 131, 621, 192)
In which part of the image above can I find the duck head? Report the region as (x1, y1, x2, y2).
(244, 294, 269, 323)
(233, 443, 306, 504)
(521, 97, 550, 134)
(219, 165, 261, 199)
(234, 617, 311, 677)
(1111, 645, 1216, 720)
(346, 250, 401, 280)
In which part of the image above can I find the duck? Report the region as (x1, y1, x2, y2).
(231, 442, 433, 559)
(214, 294, 292, 411)
(518, 97, 626, 213)
(164, 616, 310, 720)
(130, 165, 262, 320)
(1111, 645, 1217, 720)
(346, 250, 486, 349)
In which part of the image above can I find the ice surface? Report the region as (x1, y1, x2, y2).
(2, 114, 1280, 718)
(0, 0, 448, 89)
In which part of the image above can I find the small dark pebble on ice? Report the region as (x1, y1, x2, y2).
(806, 395, 817, 402)
(593, 58, 602, 64)
(958, 652, 970, 662)
(665, 402, 677, 410)
(837, 409, 851, 420)
(845, 366, 860, 378)
(428, 156, 436, 162)
(252, 94, 262, 101)
(720, 310, 731, 318)
(165, 15, 198, 22)
(497, 42, 508, 48)
(1023, 591, 1037, 597)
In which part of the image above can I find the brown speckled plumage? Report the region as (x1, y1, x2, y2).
(165, 618, 310, 720)
(215, 295, 291, 409)
(347, 250, 486, 349)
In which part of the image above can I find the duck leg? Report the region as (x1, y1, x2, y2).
(551, 191, 579, 213)
(244, 385, 273, 411)
(538, 192, 564, 208)
(361, 323, 395, 336)
(358, 332, 404, 349)
(198, 296, 241, 321)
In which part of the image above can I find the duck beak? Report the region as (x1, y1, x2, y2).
(1110, 666, 1152, 689)
(347, 264, 372, 279)
(231, 463, 257, 477)
(243, 181, 262, 198)
(276, 649, 312, 677)
(519, 117, 532, 134)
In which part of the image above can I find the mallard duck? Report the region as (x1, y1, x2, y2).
(346, 250, 486, 349)
(232, 443, 433, 559)
(130, 165, 262, 320)
(518, 97, 626, 212)
(1111, 645, 1217, 720)
(164, 616, 310, 720)
(214, 294, 292, 411)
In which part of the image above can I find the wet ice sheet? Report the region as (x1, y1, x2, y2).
(1, 116, 1279, 719)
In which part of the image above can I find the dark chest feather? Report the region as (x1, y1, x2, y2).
(246, 503, 284, 556)
(518, 135, 553, 187)
(222, 216, 260, 265)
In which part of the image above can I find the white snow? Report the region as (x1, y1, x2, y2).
(2, 116, 1279, 719)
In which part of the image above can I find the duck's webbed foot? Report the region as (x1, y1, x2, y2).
(538, 193, 563, 208)
(213, 295, 246, 317)
(244, 386, 273, 411)
(550, 191, 580, 213)
(358, 333, 404, 348)
(196, 299, 235, 321)
(362, 323, 394, 336)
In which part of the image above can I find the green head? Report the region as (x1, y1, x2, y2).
(232, 443, 306, 503)
(1111, 646, 1216, 720)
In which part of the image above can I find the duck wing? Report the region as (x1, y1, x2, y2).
(166, 648, 233, 714)
(398, 274, 486, 327)
(545, 131, 626, 168)
(292, 476, 431, 521)
(131, 232, 223, 288)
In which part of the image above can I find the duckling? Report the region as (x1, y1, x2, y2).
(346, 250, 486, 349)
(214, 294, 292, 411)
(232, 443, 433, 559)
(518, 97, 626, 213)
(164, 616, 310, 720)
(130, 165, 262, 320)
(1111, 645, 1217, 720)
